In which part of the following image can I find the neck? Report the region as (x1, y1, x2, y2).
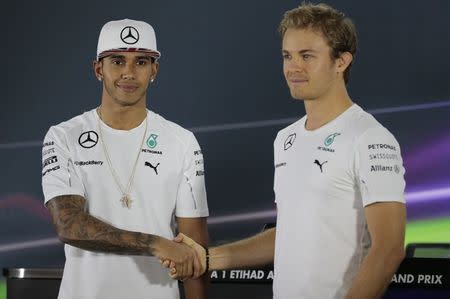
(303, 82, 353, 131)
(98, 101, 147, 130)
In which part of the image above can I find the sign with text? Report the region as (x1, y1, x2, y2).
(209, 258, 450, 289)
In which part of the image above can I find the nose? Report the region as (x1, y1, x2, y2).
(285, 55, 305, 72)
(121, 62, 136, 80)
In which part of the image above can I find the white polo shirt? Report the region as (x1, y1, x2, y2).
(273, 104, 405, 299)
(42, 109, 209, 299)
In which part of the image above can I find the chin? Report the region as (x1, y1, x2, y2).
(291, 89, 320, 101)
(115, 97, 142, 107)
(290, 90, 306, 101)
(116, 92, 146, 107)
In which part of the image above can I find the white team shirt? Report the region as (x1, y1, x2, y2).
(273, 104, 405, 299)
(42, 109, 209, 299)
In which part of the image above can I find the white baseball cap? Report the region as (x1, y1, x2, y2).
(96, 19, 161, 60)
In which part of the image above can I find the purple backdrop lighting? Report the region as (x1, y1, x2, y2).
(404, 132, 450, 175)
(405, 186, 450, 220)
(406, 187, 450, 204)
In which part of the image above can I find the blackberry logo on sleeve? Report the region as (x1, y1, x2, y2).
(284, 133, 296, 150)
(78, 131, 99, 148)
(120, 26, 139, 44)
(43, 155, 58, 168)
(146, 134, 158, 149)
(145, 161, 160, 174)
(194, 150, 202, 156)
(313, 159, 328, 173)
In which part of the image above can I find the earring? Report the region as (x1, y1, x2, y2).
(150, 78, 154, 83)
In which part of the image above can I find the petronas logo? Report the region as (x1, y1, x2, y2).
(324, 133, 341, 147)
(147, 134, 158, 149)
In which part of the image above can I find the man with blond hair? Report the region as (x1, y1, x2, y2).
(167, 3, 406, 299)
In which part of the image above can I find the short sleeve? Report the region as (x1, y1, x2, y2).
(42, 127, 85, 204)
(175, 133, 209, 217)
(355, 126, 406, 207)
(273, 132, 280, 204)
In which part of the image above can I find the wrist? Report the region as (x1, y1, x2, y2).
(204, 246, 209, 273)
(150, 235, 165, 256)
(208, 246, 223, 271)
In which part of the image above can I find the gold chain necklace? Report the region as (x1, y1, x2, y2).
(97, 107, 148, 209)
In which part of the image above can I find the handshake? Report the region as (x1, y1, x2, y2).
(155, 233, 208, 280)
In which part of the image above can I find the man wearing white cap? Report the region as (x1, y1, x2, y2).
(42, 19, 209, 299)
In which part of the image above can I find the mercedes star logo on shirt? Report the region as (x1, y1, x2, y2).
(78, 131, 99, 148)
(120, 26, 139, 45)
(284, 133, 296, 150)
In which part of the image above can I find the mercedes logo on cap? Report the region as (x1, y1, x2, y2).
(78, 131, 99, 148)
(284, 133, 296, 150)
(120, 26, 139, 45)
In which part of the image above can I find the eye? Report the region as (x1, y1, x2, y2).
(137, 60, 148, 66)
(112, 59, 123, 65)
(302, 54, 311, 60)
(282, 53, 291, 60)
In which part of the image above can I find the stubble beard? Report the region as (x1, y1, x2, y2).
(104, 82, 147, 107)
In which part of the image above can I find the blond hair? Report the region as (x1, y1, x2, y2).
(279, 3, 357, 83)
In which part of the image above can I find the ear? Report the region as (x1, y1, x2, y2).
(93, 59, 103, 82)
(336, 52, 353, 74)
(150, 60, 159, 81)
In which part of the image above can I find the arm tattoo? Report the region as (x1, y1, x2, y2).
(47, 195, 157, 255)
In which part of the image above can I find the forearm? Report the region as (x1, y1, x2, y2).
(48, 195, 159, 255)
(183, 275, 208, 299)
(61, 212, 159, 255)
(209, 228, 275, 270)
(177, 216, 210, 295)
(345, 248, 404, 299)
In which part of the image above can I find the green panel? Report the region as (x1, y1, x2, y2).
(413, 248, 450, 258)
(0, 279, 6, 299)
(405, 217, 450, 245)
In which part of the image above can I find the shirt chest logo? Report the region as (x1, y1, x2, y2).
(324, 133, 340, 146)
(145, 161, 160, 174)
(314, 159, 328, 173)
(78, 131, 99, 149)
(284, 133, 296, 150)
(317, 132, 341, 153)
(142, 134, 163, 155)
(146, 134, 158, 148)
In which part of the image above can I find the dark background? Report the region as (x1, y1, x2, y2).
(1, 0, 449, 292)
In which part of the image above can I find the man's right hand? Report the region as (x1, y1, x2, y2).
(153, 236, 203, 280)
(160, 233, 207, 279)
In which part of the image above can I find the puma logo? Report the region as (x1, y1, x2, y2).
(314, 159, 328, 173)
(145, 161, 160, 175)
